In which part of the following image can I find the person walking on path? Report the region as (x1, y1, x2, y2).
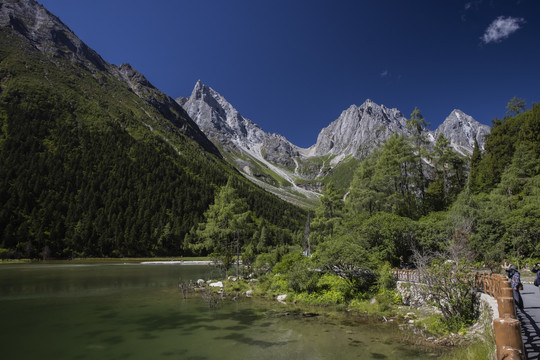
(532, 263, 540, 288)
(507, 264, 524, 310)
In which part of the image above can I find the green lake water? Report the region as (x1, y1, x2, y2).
(0, 263, 445, 359)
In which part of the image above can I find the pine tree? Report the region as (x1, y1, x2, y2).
(309, 182, 343, 247)
(468, 137, 483, 194)
(506, 97, 526, 117)
(406, 107, 430, 211)
(191, 178, 252, 272)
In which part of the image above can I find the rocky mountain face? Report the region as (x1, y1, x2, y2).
(179, 81, 301, 168)
(310, 100, 411, 160)
(434, 109, 490, 155)
(0, 0, 110, 73)
(0, 0, 219, 156)
(177, 81, 491, 205)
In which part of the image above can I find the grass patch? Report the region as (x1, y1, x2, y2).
(440, 340, 495, 360)
(0, 259, 32, 265)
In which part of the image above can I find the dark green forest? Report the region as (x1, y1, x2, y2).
(0, 28, 306, 259)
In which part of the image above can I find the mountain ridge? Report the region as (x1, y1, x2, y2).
(176, 81, 491, 205)
(0, 0, 220, 156)
(178, 81, 490, 157)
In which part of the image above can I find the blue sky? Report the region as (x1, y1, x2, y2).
(39, 0, 540, 148)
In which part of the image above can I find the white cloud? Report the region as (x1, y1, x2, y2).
(481, 16, 525, 44)
(380, 70, 390, 78)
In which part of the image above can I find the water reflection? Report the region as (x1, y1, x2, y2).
(0, 263, 445, 359)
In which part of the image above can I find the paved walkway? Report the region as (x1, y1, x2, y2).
(517, 284, 540, 359)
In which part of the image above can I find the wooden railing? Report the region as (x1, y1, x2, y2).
(395, 269, 419, 282)
(395, 270, 525, 360)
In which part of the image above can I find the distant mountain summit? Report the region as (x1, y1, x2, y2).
(177, 81, 491, 206)
(435, 109, 490, 155)
(310, 100, 411, 160)
(177, 82, 319, 205)
(179, 81, 301, 168)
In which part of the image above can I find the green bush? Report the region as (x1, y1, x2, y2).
(420, 260, 480, 327)
(267, 274, 288, 295)
(376, 262, 396, 291)
(272, 252, 304, 274)
(420, 313, 469, 336)
(287, 258, 320, 293)
(253, 253, 276, 275)
(317, 273, 355, 301)
(292, 289, 345, 305)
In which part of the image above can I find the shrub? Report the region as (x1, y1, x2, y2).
(292, 288, 345, 305)
(376, 262, 396, 291)
(287, 258, 320, 293)
(253, 253, 276, 275)
(272, 252, 304, 274)
(266, 274, 288, 295)
(317, 273, 355, 301)
(418, 259, 480, 329)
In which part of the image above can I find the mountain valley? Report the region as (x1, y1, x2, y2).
(177, 81, 491, 207)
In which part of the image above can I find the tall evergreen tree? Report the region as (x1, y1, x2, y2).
(347, 151, 382, 215)
(309, 182, 343, 247)
(506, 97, 526, 117)
(468, 137, 483, 194)
(426, 134, 466, 211)
(190, 178, 252, 271)
(406, 107, 430, 211)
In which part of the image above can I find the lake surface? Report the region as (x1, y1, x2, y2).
(0, 263, 444, 359)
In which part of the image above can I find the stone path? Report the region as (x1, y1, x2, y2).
(517, 284, 540, 359)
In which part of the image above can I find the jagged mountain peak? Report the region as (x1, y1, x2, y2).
(0, 0, 109, 72)
(448, 109, 472, 122)
(180, 81, 265, 147)
(191, 79, 208, 95)
(435, 109, 490, 154)
(178, 81, 303, 175)
(312, 99, 409, 157)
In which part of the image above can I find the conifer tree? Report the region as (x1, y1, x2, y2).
(192, 178, 252, 272)
(406, 108, 430, 212)
(506, 97, 526, 117)
(468, 137, 483, 194)
(309, 182, 343, 247)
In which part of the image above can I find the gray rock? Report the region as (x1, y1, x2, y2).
(178, 80, 300, 168)
(178, 82, 492, 204)
(310, 100, 410, 158)
(434, 109, 491, 155)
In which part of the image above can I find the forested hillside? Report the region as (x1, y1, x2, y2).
(308, 103, 540, 268)
(0, 27, 306, 259)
